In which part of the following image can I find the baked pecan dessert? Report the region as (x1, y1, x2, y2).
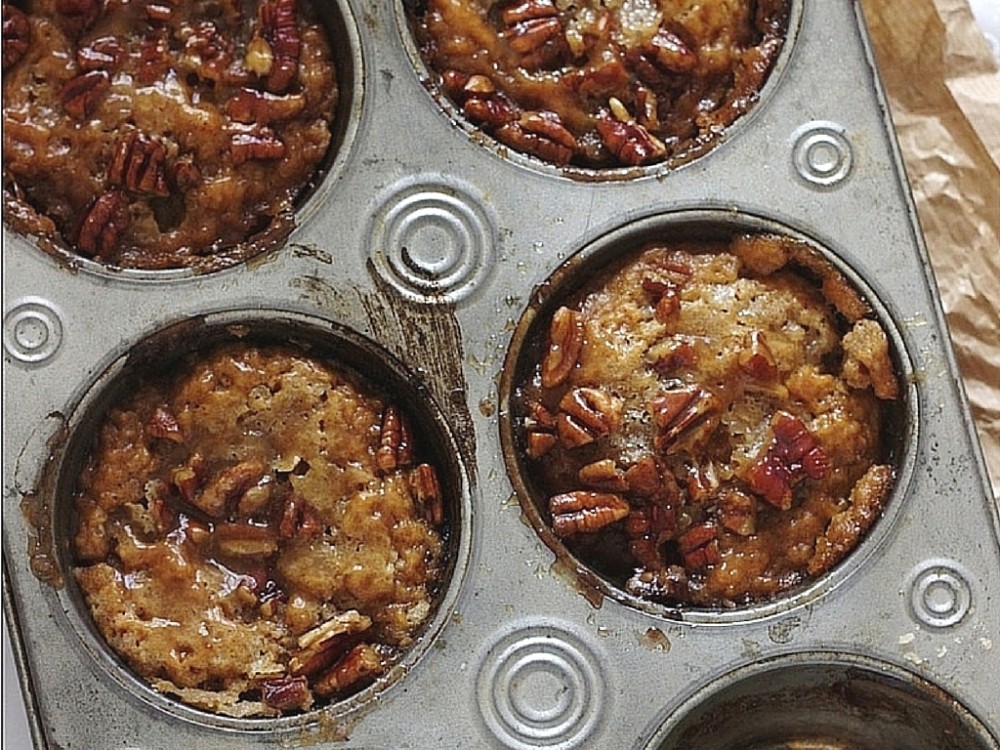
(410, 0, 790, 168)
(72, 343, 448, 716)
(514, 233, 900, 607)
(2, 0, 336, 269)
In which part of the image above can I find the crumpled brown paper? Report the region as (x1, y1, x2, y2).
(859, 0, 1000, 502)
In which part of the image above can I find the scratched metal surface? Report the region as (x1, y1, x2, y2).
(3, 0, 999, 748)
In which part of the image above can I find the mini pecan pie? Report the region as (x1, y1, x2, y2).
(515, 233, 900, 607)
(2, 0, 336, 269)
(410, 0, 790, 168)
(72, 343, 447, 716)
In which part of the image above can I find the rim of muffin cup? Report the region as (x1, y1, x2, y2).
(1, 0, 363, 282)
(642, 651, 999, 750)
(396, 0, 804, 181)
(499, 208, 917, 624)
(44, 308, 472, 730)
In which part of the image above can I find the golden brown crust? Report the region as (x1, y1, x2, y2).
(72, 344, 446, 716)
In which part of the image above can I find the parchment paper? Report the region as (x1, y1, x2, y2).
(859, 0, 1000, 502)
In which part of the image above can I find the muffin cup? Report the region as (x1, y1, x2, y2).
(45, 308, 472, 731)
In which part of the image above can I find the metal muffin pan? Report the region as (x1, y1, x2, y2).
(3, 1, 999, 748)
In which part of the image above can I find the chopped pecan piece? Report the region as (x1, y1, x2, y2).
(677, 522, 720, 569)
(497, 111, 577, 166)
(2, 4, 30, 69)
(626, 565, 688, 602)
(409, 463, 444, 526)
(738, 331, 778, 381)
(145, 0, 175, 23)
(171, 157, 202, 191)
(557, 386, 622, 448)
(171, 453, 206, 504)
(61, 70, 110, 119)
(624, 503, 676, 569)
(278, 493, 322, 539)
(214, 522, 279, 558)
(257, 0, 301, 93)
(549, 491, 629, 537)
(76, 36, 125, 71)
(524, 400, 557, 458)
(596, 100, 666, 166)
(578, 458, 627, 492)
(76, 189, 129, 258)
(230, 129, 286, 165)
(225, 87, 307, 124)
(649, 385, 717, 452)
(541, 306, 584, 388)
(641, 27, 698, 75)
(290, 610, 372, 677)
(108, 132, 170, 197)
(651, 340, 696, 374)
(376, 404, 413, 474)
(682, 461, 719, 503)
(717, 488, 757, 536)
(313, 643, 384, 697)
(194, 460, 268, 517)
(138, 32, 170, 84)
(144, 405, 184, 443)
(54, 0, 100, 36)
(261, 675, 312, 712)
(746, 412, 829, 510)
(624, 455, 662, 497)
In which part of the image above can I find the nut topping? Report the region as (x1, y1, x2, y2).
(496, 111, 578, 166)
(2, 4, 30, 69)
(541, 306, 585, 388)
(213, 522, 279, 558)
(738, 331, 778, 382)
(313, 643, 384, 697)
(193, 460, 268, 518)
(230, 129, 286, 165)
(557, 386, 623, 448)
(225, 87, 307, 124)
(76, 36, 125, 71)
(290, 610, 372, 678)
(108, 132, 170, 197)
(257, 0, 301, 93)
(578, 458, 627, 492)
(677, 522, 720, 569)
(746, 412, 829, 510)
(76, 189, 129, 258)
(144, 405, 184, 443)
(376, 404, 414, 474)
(60, 70, 110, 119)
(409, 463, 445, 527)
(549, 491, 629, 537)
(596, 100, 666, 166)
(260, 675, 312, 712)
(649, 385, 718, 452)
(717, 488, 756, 536)
(524, 401, 557, 458)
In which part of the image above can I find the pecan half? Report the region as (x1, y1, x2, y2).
(409, 463, 444, 527)
(225, 87, 306, 124)
(649, 385, 717, 452)
(524, 400, 557, 458)
(77, 189, 129, 258)
(497, 111, 577, 166)
(108, 132, 170, 197)
(261, 675, 312, 712)
(76, 36, 125, 71)
(313, 643, 384, 697)
(194, 460, 268, 518)
(138, 32, 170, 84)
(230, 129, 286, 165)
(549, 491, 629, 537)
(541, 306, 584, 388)
(257, 0, 301, 93)
(578, 458, 627, 492)
(2, 4, 30, 69)
(144, 404, 184, 443)
(214, 522, 279, 558)
(677, 522, 720, 569)
(746, 412, 829, 510)
(640, 27, 698, 75)
(596, 99, 667, 166)
(376, 404, 413, 474)
(624, 503, 676, 569)
(54, 0, 100, 36)
(556, 386, 622, 448)
(278, 493, 322, 539)
(61, 70, 110, 119)
(444, 70, 521, 129)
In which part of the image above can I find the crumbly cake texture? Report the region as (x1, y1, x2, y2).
(2, 0, 336, 270)
(516, 234, 900, 607)
(412, 0, 789, 168)
(73, 344, 447, 717)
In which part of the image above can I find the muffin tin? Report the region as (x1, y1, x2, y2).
(4, 0, 999, 748)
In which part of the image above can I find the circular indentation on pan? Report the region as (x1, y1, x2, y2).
(477, 624, 604, 748)
(908, 559, 972, 629)
(499, 209, 916, 623)
(792, 121, 854, 187)
(47, 309, 471, 731)
(368, 175, 496, 303)
(397, 0, 802, 179)
(2, 0, 363, 279)
(644, 652, 997, 750)
(3, 297, 63, 364)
